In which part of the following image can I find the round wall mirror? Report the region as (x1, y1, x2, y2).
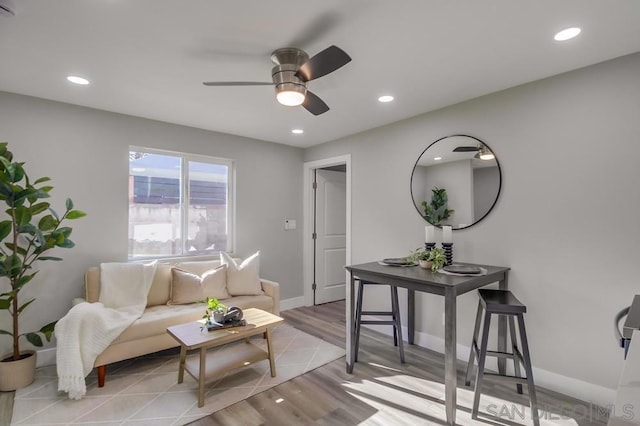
(410, 134, 502, 230)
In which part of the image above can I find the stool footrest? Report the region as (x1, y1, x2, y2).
(361, 311, 394, 316)
(485, 350, 516, 360)
(360, 320, 397, 325)
(483, 372, 529, 384)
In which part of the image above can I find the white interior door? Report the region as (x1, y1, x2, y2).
(314, 169, 346, 304)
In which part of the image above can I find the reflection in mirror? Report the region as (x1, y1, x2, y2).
(410, 135, 501, 230)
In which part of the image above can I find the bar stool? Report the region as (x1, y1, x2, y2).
(465, 289, 539, 426)
(354, 280, 405, 363)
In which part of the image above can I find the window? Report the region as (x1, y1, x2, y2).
(128, 147, 234, 259)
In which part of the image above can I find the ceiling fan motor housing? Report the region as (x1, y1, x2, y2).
(271, 48, 309, 101)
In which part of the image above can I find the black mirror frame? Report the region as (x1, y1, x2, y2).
(410, 134, 502, 230)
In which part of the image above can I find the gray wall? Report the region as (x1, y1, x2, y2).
(304, 52, 640, 404)
(473, 166, 499, 221)
(0, 92, 304, 355)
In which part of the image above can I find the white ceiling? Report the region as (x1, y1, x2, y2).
(1, 1, 639, 148)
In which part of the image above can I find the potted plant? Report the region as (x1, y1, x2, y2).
(409, 247, 446, 272)
(203, 297, 227, 324)
(0, 142, 86, 391)
(421, 187, 454, 226)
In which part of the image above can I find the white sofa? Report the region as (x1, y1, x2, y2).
(79, 259, 280, 387)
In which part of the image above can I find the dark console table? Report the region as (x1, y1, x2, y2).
(345, 261, 510, 426)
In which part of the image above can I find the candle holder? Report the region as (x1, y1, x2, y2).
(442, 242, 453, 266)
(424, 242, 436, 251)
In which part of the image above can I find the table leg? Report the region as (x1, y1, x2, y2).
(178, 345, 186, 384)
(497, 274, 509, 375)
(407, 289, 416, 345)
(198, 347, 206, 408)
(444, 288, 457, 425)
(347, 273, 355, 374)
(266, 327, 277, 377)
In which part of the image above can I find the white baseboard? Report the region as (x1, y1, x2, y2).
(36, 347, 56, 368)
(363, 321, 616, 408)
(280, 296, 305, 312)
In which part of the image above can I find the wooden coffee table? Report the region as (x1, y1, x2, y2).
(166, 308, 284, 407)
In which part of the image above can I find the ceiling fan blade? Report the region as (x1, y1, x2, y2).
(203, 81, 273, 86)
(452, 146, 480, 152)
(295, 45, 351, 82)
(302, 91, 329, 115)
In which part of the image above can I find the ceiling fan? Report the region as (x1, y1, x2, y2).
(203, 45, 351, 115)
(452, 144, 495, 160)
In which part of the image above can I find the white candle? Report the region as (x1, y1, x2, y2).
(425, 226, 435, 243)
(442, 226, 452, 243)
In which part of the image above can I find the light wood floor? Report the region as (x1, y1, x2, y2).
(0, 301, 609, 425)
(189, 300, 609, 425)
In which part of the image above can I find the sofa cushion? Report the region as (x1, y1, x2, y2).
(168, 265, 230, 305)
(146, 264, 172, 307)
(175, 260, 223, 276)
(221, 251, 263, 296)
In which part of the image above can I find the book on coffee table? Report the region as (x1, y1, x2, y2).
(207, 318, 247, 331)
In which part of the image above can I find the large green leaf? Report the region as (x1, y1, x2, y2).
(56, 227, 72, 238)
(14, 188, 37, 206)
(15, 205, 32, 226)
(40, 321, 57, 341)
(0, 298, 11, 309)
(4, 254, 22, 275)
(16, 273, 36, 287)
(56, 238, 75, 249)
(13, 163, 25, 183)
(4, 243, 27, 256)
(33, 176, 51, 185)
(18, 223, 37, 235)
(25, 332, 43, 347)
(66, 210, 87, 220)
(30, 202, 50, 215)
(17, 298, 35, 314)
(38, 185, 53, 193)
(38, 215, 56, 231)
(0, 157, 12, 179)
(0, 220, 12, 241)
(38, 256, 62, 261)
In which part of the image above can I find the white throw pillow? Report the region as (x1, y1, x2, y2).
(168, 264, 230, 305)
(220, 251, 263, 296)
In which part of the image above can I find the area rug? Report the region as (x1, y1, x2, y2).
(11, 323, 345, 425)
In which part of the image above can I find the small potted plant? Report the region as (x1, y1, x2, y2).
(409, 247, 446, 272)
(203, 297, 227, 324)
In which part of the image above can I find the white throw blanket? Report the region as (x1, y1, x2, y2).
(55, 261, 156, 400)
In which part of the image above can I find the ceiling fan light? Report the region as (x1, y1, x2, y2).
(478, 147, 495, 160)
(275, 83, 306, 106)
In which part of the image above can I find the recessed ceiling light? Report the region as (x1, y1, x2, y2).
(67, 75, 90, 85)
(434, 157, 442, 161)
(554, 27, 581, 41)
(291, 129, 304, 134)
(378, 95, 394, 103)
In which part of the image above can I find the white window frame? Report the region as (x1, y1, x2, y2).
(128, 145, 235, 260)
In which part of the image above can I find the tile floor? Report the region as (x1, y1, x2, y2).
(11, 323, 345, 425)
